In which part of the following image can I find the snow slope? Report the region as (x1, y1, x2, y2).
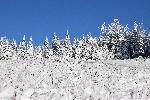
(0, 57, 150, 100)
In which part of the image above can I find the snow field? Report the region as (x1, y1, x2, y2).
(0, 58, 150, 100)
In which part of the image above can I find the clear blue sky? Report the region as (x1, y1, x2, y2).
(0, 0, 149, 45)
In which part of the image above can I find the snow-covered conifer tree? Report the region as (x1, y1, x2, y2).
(18, 35, 27, 59)
(42, 37, 50, 58)
(129, 21, 145, 58)
(84, 33, 94, 60)
(27, 36, 34, 57)
(52, 32, 58, 55)
(138, 22, 149, 57)
(72, 37, 79, 59)
(73, 37, 79, 48)
(11, 39, 17, 51)
(65, 30, 71, 48)
(0, 37, 12, 59)
(75, 37, 83, 60)
(100, 22, 110, 47)
(64, 30, 73, 58)
(10, 39, 17, 60)
(100, 19, 131, 59)
(52, 32, 62, 56)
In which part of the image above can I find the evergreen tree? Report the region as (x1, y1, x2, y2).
(27, 36, 34, 56)
(64, 30, 72, 57)
(138, 22, 150, 57)
(18, 35, 27, 59)
(84, 33, 94, 60)
(100, 19, 125, 51)
(100, 19, 129, 59)
(72, 37, 79, 59)
(42, 37, 50, 58)
(0, 37, 12, 59)
(11, 39, 17, 51)
(10, 39, 17, 60)
(65, 30, 71, 48)
(52, 32, 61, 56)
(129, 21, 145, 58)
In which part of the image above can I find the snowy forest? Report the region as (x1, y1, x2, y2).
(1, 19, 150, 100)
(0, 19, 150, 61)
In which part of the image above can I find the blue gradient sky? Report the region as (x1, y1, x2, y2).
(0, 0, 149, 45)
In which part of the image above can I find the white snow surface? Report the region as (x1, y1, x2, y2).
(0, 57, 150, 100)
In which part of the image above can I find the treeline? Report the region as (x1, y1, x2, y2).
(100, 19, 150, 59)
(0, 19, 150, 60)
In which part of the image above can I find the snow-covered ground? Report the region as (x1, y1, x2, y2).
(0, 57, 150, 100)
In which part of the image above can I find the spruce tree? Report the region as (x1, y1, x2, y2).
(0, 37, 11, 59)
(27, 36, 34, 56)
(10, 39, 17, 60)
(52, 32, 60, 56)
(42, 37, 50, 58)
(18, 35, 27, 59)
